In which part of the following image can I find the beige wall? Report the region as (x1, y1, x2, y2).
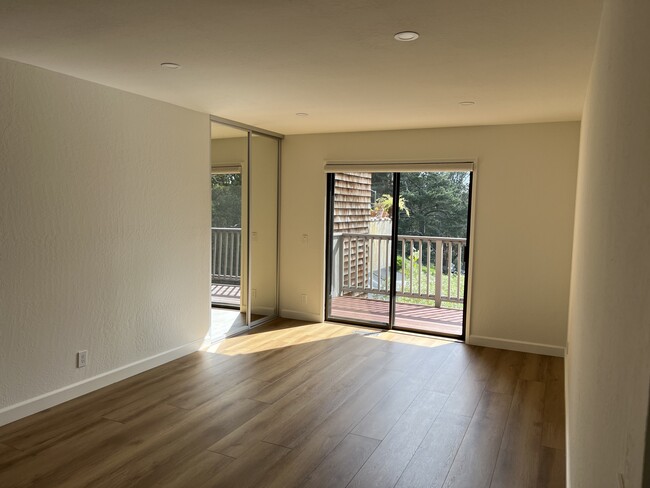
(280, 122, 580, 353)
(0, 58, 210, 418)
(566, 0, 650, 486)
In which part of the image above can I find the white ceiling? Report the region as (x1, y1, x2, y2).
(0, 0, 603, 135)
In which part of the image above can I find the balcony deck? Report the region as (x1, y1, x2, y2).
(213, 285, 462, 337)
(211, 283, 240, 306)
(330, 296, 463, 336)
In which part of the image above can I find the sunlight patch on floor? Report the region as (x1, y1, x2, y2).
(201, 319, 457, 355)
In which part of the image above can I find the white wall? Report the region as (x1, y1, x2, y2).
(280, 122, 580, 354)
(0, 58, 210, 422)
(566, 0, 650, 486)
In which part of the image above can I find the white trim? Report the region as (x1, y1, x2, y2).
(464, 163, 478, 340)
(564, 345, 571, 487)
(467, 335, 565, 357)
(280, 309, 323, 322)
(0, 339, 202, 427)
(211, 163, 242, 174)
(249, 306, 276, 316)
(324, 158, 475, 173)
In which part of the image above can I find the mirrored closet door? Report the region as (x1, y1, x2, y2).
(209, 118, 281, 340)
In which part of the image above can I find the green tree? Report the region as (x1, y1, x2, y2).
(211, 174, 242, 228)
(397, 172, 469, 238)
(371, 172, 469, 238)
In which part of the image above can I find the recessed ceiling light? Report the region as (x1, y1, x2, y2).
(296, 112, 309, 117)
(394, 31, 419, 42)
(459, 101, 476, 106)
(160, 62, 181, 70)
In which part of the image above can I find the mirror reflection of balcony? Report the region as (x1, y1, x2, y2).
(211, 227, 241, 307)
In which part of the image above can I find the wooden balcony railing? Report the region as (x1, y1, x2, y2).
(211, 227, 241, 284)
(333, 233, 466, 307)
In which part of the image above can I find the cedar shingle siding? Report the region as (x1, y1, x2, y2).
(333, 173, 372, 291)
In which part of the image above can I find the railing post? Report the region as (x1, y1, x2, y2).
(435, 240, 443, 308)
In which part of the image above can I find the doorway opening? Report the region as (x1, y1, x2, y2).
(325, 168, 473, 339)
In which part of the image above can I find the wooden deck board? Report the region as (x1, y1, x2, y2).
(331, 295, 463, 336)
(211, 283, 240, 306)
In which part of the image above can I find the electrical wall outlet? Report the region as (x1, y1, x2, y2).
(252, 288, 257, 299)
(77, 350, 88, 368)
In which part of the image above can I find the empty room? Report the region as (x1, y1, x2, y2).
(1, 1, 648, 487)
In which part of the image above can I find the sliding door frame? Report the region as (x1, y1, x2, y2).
(325, 174, 391, 330)
(324, 161, 477, 341)
(210, 115, 284, 332)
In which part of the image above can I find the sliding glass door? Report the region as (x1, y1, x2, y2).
(325, 168, 472, 339)
(326, 172, 394, 326)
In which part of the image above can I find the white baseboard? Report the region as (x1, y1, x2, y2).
(0, 339, 203, 428)
(280, 309, 323, 323)
(251, 306, 276, 316)
(467, 335, 565, 357)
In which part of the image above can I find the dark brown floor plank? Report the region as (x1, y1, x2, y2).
(261, 350, 389, 448)
(519, 353, 549, 382)
(442, 346, 500, 417)
(262, 368, 404, 488)
(442, 391, 512, 488)
(153, 451, 233, 488)
(252, 334, 376, 404)
(537, 446, 566, 488)
(207, 350, 373, 458)
(303, 434, 379, 488)
(485, 349, 525, 395)
(0, 417, 127, 488)
(347, 388, 449, 488)
(351, 373, 427, 440)
(542, 356, 565, 450)
(200, 440, 291, 488)
(132, 450, 233, 487)
(490, 380, 546, 488)
(427, 344, 476, 394)
(395, 412, 471, 488)
(87, 399, 268, 487)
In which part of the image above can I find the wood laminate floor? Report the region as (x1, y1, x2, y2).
(0, 320, 565, 488)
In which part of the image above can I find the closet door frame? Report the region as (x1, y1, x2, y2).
(210, 115, 283, 330)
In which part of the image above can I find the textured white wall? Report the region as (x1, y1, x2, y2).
(280, 122, 580, 351)
(0, 58, 210, 410)
(566, 0, 650, 486)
